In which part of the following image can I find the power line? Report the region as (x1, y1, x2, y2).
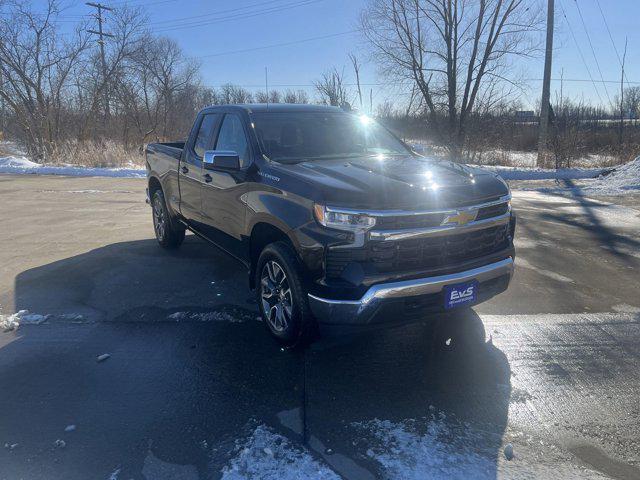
(572, 0, 611, 105)
(151, 0, 324, 33)
(106, 0, 179, 7)
(558, 0, 602, 104)
(199, 78, 640, 89)
(194, 29, 360, 59)
(594, 0, 630, 86)
(148, 0, 292, 25)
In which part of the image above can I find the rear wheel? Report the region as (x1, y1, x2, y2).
(152, 189, 185, 249)
(256, 241, 316, 347)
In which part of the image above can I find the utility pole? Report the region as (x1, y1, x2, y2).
(619, 37, 627, 145)
(0, 69, 5, 136)
(537, 0, 554, 167)
(86, 2, 114, 127)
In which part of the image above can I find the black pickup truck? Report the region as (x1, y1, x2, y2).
(146, 104, 516, 345)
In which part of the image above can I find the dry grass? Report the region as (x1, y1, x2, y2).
(48, 140, 145, 168)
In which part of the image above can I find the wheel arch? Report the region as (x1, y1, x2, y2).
(148, 175, 163, 198)
(248, 222, 298, 289)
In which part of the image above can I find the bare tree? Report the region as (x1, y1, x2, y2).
(216, 83, 253, 104)
(361, 0, 542, 155)
(0, 0, 90, 160)
(283, 89, 309, 104)
(348, 53, 363, 109)
(612, 86, 640, 121)
(255, 89, 283, 103)
(314, 67, 351, 107)
(139, 37, 198, 139)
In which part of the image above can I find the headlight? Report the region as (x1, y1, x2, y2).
(313, 204, 376, 232)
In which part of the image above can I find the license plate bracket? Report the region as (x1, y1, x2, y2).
(444, 280, 478, 309)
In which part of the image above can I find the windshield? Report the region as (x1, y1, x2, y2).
(250, 111, 412, 163)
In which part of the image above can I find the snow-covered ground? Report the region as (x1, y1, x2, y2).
(469, 149, 617, 169)
(0, 155, 145, 178)
(221, 425, 340, 480)
(216, 415, 607, 480)
(563, 156, 640, 196)
(477, 164, 606, 181)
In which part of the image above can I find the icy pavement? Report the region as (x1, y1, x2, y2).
(353, 416, 608, 480)
(512, 190, 640, 229)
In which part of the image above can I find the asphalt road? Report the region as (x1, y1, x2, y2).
(0, 174, 639, 480)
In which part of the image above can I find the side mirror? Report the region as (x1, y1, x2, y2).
(203, 150, 240, 170)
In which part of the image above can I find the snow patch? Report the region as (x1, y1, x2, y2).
(510, 157, 640, 197)
(477, 164, 605, 181)
(221, 425, 339, 480)
(578, 156, 640, 196)
(167, 310, 247, 323)
(356, 416, 498, 479)
(1, 310, 48, 331)
(0, 155, 145, 178)
(107, 468, 121, 480)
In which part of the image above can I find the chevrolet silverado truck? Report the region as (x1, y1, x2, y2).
(145, 104, 516, 346)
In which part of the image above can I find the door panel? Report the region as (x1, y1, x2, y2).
(200, 113, 251, 260)
(179, 113, 220, 223)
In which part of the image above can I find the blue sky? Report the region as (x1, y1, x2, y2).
(40, 0, 640, 110)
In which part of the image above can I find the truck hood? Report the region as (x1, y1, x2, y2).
(274, 155, 509, 210)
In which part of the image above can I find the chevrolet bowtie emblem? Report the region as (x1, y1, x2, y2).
(443, 209, 478, 226)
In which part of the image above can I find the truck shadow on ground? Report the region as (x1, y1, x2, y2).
(4, 237, 511, 479)
(544, 180, 640, 261)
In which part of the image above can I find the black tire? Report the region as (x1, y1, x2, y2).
(152, 189, 185, 249)
(255, 241, 317, 347)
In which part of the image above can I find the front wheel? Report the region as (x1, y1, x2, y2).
(256, 241, 317, 347)
(152, 189, 185, 249)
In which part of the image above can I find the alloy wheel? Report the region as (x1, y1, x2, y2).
(260, 260, 293, 332)
(153, 197, 166, 241)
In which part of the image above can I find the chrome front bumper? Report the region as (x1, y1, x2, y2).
(308, 257, 514, 325)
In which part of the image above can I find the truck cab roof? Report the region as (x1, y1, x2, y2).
(201, 103, 344, 115)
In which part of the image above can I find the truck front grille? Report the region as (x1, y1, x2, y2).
(326, 224, 510, 278)
(372, 199, 510, 229)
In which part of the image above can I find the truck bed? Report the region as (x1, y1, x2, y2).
(146, 142, 185, 160)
